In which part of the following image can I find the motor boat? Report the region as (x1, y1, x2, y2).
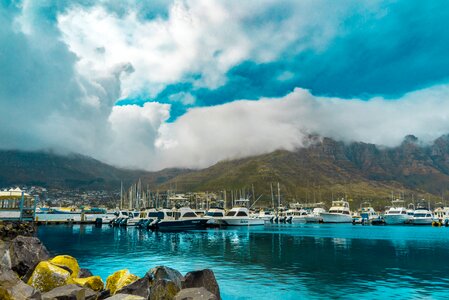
(204, 207, 225, 225)
(217, 204, 264, 226)
(155, 207, 209, 231)
(383, 200, 412, 225)
(285, 208, 309, 223)
(359, 202, 379, 222)
(321, 199, 352, 223)
(412, 201, 435, 225)
(256, 209, 276, 222)
(305, 207, 325, 223)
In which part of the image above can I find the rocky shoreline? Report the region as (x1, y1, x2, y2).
(0, 222, 220, 300)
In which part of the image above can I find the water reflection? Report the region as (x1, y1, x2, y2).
(38, 224, 449, 299)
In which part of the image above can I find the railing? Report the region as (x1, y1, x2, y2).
(0, 192, 38, 221)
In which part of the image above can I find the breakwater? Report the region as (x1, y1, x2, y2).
(0, 227, 221, 299)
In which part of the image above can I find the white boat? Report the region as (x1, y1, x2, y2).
(218, 205, 264, 226)
(256, 209, 275, 222)
(433, 203, 449, 223)
(285, 207, 309, 223)
(204, 208, 225, 225)
(305, 207, 325, 223)
(412, 202, 435, 225)
(383, 200, 412, 225)
(359, 202, 379, 221)
(127, 209, 158, 226)
(321, 200, 352, 223)
(406, 203, 415, 218)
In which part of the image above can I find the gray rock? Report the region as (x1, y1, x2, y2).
(105, 294, 145, 300)
(85, 288, 98, 300)
(148, 266, 184, 289)
(9, 236, 50, 277)
(182, 270, 220, 300)
(149, 279, 180, 300)
(116, 273, 150, 298)
(41, 284, 86, 300)
(0, 239, 11, 270)
(78, 268, 93, 278)
(175, 287, 217, 300)
(0, 267, 41, 300)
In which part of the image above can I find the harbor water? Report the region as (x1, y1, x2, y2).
(38, 224, 449, 299)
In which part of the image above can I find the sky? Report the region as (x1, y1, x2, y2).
(1, 0, 449, 170)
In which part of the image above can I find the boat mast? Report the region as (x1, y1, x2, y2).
(270, 183, 274, 209)
(277, 182, 281, 209)
(120, 181, 123, 210)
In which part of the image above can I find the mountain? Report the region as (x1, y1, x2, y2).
(0, 150, 188, 189)
(157, 135, 449, 207)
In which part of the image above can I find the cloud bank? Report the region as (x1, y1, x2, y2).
(1, 1, 449, 170)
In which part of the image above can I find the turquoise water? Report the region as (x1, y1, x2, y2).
(37, 224, 449, 299)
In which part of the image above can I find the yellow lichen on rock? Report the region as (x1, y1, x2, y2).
(106, 269, 139, 295)
(27, 261, 73, 292)
(72, 276, 104, 291)
(50, 255, 80, 278)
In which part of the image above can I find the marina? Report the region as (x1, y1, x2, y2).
(37, 222, 449, 300)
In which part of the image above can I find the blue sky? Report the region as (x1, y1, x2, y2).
(1, 0, 449, 169)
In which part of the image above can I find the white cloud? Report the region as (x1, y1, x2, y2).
(152, 85, 449, 169)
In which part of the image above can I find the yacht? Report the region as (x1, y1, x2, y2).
(359, 202, 379, 222)
(285, 204, 309, 223)
(204, 207, 225, 225)
(321, 200, 352, 223)
(406, 203, 415, 218)
(305, 206, 326, 223)
(217, 199, 264, 226)
(412, 202, 435, 225)
(255, 209, 275, 222)
(155, 207, 209, 231)
(383, 200, 411, 225)
(127, 209, 158, 227)
(434, 204, 449, 223)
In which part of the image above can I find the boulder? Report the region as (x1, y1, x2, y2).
(79, 268, 93, 278)
(175, 287, 217, 300)
(105, 294, 146, 300)
(116, 274, 150, 298)
(148, 266, 184, 289)
(0, 268, 41, 300)
(41, 284, 86, 300)
(106, 269, 139, 295)
(50, 255, 80, 278)
(72, 276, 104, 292)
(0, 239, 11, 270)
(182, 269, 220, 300)
(9, 236, 50, 277)
(27, 261, 73, 292)
(149, 279, 180, 300)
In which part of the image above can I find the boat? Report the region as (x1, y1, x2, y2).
(217, 199, 264, 226)
(433, 203, 449, 223)
(304, 206, 326, 223)
(359, 202, 379, 222)
(285, 203, 309, 223)
(204, 207, 225, 226)
(383, 199, 411, 225)
(406, 203, 415, 218)
(412, 201, 435, 225)
(256, 209, 275, 222)
(321, 199, 352, 223)
(155, 207, 209, 231)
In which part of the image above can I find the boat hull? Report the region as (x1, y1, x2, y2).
(321, 213, 352, 223)
(383, 214, 411, 225)
(156, 218, 208, 231)
(412, 217, 434, 225)
(218, 217, 265, 226)
(305, 215, 322, 223)
(290, 217, 307, 224)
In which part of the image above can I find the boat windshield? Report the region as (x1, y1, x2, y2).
(122, 212, 128, 216)
(236, 211, 248, 217)
(206, 212, 223, 217)
(148, 212, 159, 218)
(414, 213, 429, 218)
(226, 211, 236, 217)
(182, 212, 197, 218)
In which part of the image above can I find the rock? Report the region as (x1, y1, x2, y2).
(0, 240, 11, 270)
(97, 289, 111, 300)
(175, 287, 217, 300)
(116, 274, 150, 298)
(72, 276, 104, 292)
(85, 288, 98, 300)
(27, 261, 73, 292)
(182, 269, 220, 300)
(105, 294, 146, 300)
(0, 268, 41, 300)
(106, 269, 139, 295)
(78, 268, 93, 278)
(149, 279, 180, 300)
(148, 266, 184, 289)
(50, 255, 80, 278)
(41, 284, 86, 300)
(9, 236, 50, 277)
